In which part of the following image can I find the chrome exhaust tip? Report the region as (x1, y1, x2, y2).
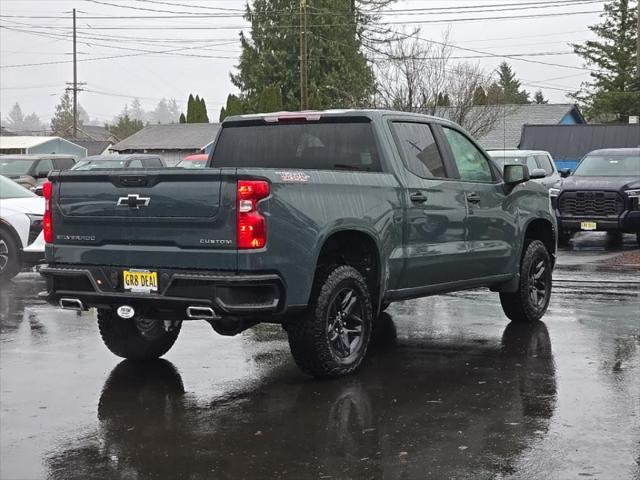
(186, 306, 217, 320)
(59, 298, 84, 311)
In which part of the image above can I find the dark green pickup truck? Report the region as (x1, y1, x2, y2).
(41, 110, 557, 378)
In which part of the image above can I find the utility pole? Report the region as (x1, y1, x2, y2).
(636, 0, 639, 84)
(72, 8, 77, 137)
(299, 0, 308, 110)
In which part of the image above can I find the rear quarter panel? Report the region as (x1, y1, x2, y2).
(237, 168, 405, 308)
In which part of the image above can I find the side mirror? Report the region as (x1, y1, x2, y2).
(559, 168, 572, 178)
(530, 168, 546, 179)
(33, 185, 44, 196)
(504, 164, 530, 186)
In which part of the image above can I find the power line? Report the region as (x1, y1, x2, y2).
(1, 9, 602, 30)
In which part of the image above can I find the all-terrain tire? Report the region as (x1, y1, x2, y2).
(0, 229, 21, 282)
(97, 309, 181, 360)
(287, 265, 373, 379)
(500, 239, 552, 323)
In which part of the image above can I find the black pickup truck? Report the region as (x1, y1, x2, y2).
(41, 110, 557, 378)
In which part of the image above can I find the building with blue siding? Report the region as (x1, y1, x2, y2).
(0, 136, 87, 159)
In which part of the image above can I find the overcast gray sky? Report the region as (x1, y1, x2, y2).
(0, 0, 603, 125)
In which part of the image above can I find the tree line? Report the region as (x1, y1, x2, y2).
(221, 0, 638, 126)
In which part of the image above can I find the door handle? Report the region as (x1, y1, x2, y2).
(410, 192, 428, 203)
(466, 192, 481, 204)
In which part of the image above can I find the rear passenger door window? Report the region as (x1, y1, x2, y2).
(55, 158, 75, 170)
(392, 122, 447, 178)
(143, 158, 163, 168)
(442, 127, 493, 183)
(34, 159, 54, 177)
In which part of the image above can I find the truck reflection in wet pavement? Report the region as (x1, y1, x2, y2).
(46, 315, 556, 480)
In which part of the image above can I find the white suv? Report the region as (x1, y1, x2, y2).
(0, 175, 45, 281)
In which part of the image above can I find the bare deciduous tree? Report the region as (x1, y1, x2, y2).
(373, 31, 511, 139)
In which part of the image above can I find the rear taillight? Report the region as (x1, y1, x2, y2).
(42, 181, 53, 243)
(237, 180, 269, 249)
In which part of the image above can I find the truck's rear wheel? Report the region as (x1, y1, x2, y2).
(97, 309, 181, 360)
(500, 239, 552, 323)
(287, 265, 373, 379)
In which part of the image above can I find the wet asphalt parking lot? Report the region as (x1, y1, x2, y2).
(1, 233, 639, 480)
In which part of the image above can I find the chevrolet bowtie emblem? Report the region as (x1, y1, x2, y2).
(117, 194, 151, 209)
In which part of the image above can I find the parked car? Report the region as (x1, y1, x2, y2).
(71, 154, 165, 170)
(0, 175, 45, 281)
(177, 154, 208, 169)
(41, 110, 557, 378)
(488, 150, 561, 190)
(552, 148, 640, 245)
(0, 154, 76, 191)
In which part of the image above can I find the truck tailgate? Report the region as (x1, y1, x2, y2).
(49, 169, 238, 270)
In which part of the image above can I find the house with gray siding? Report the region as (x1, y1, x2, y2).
(110, 123, 220, 166)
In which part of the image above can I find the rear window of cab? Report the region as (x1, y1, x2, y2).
(212, 120, 381, 172)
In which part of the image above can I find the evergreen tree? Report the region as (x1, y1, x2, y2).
(3, 102, 45, 133)
(230, 0, 376, 111)
(472, 87, 487, 105)
(199, 97, 209, 122)
(572, 0, 639, 121)
(186, 94, 196, 123)
(533, 90, 548, 104)
(106, 114, 144, 139)
(497, 62, 530, 104)
(179, 113, 186, 123)
(51, 90, 82, 136)
(257, 85, 283, 113)
(220, 94, 245, 122)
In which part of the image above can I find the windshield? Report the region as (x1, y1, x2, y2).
(0, 158, 34, 176)
(489, 154, 538, 172)
(72, 159, 128, 170)
(573, 154, 640, 176)
(0, 175, 36, 199)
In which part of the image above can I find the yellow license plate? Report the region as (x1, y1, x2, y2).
(581, 221, 597, 231)
(123, 270, 158, 292)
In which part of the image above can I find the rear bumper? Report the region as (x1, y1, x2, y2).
(40, 265, 286, 318)
(557, 210, 640, 233)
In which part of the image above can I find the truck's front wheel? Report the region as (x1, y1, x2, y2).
(500, 239, 552, 323)
(287, 265, 373, 379)
(97, 309, 181, 360)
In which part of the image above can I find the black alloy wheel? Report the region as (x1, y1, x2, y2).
(528, 258, 550, 310)
(287, 265, 373, 378)
(327, 288, 365, 363)
(500, 239, 552, 323)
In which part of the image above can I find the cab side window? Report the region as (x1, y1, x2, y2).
(442, 127, 493, 182)
(392, 122, 447, 178)
(535, 155, 554, 175)
(34, 159, 54, 177)
(128, 159, 143, 168)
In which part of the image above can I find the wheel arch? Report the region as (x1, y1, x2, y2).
(313, 228, 385, 312)
(0, 219, 23, 250)
(522, 218, 556, 266)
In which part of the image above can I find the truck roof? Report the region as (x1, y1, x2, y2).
(223, 109, 458, 127)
